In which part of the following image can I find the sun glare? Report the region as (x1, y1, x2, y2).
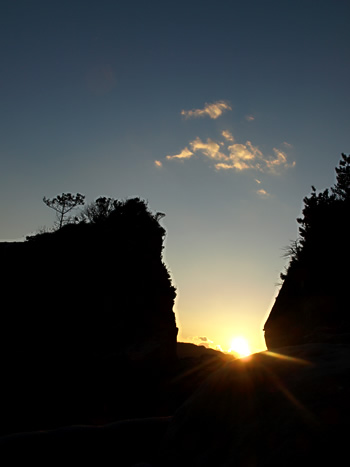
(229, 337, 251, 358)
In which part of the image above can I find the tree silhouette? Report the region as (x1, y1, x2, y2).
(265, 153, 350, 349)
(281, 153, 350, 270)
(43, 193, 85, 229)
(79, 197, 118, 224)
(332, 153, 350, 200)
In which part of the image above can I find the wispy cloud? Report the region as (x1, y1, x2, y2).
(245, 115, 255, 122)
(181, 100, 232, 119)
(257, 188, 271, 198)
(167, 137, 295, 175)
(161, 101, 295, 179)
(222, 130, 234, 142)
(264, 148, 296, 174)
(199, 336, 210, 342)
(154, 160, 163, 168)
(222, 141, 263, 171)
(183, 336, 215, 349)
(166, 147, 193, 160)
(190, 137, 227, 160)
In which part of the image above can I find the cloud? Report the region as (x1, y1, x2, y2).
(214, 143, 295, 174)
(225, 141, 263, 170)
(166, 138, 228, 162)
(181, 100, 232, 119)
(154, 160, 163, 168)
(166, 147, 193, 160)
(257, 188, 270, 198)
(162, 102, 295, 176)
(190, 137, 227, 160)
(264, 148, 296, 174)
(245, 115, 255, 121)
(222, 130, 234, 142)
(166, 138, 295, 174)
(187, 336, 215, 348)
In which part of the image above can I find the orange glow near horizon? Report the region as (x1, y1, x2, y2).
(177, 326, 267, 357)
(228, 336, 251, 358)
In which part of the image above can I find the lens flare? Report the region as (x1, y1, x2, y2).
(229, 337, 251, 358)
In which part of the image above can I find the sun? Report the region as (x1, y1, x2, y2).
(229, 336, 251, 358)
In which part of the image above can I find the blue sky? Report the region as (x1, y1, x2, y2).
(1, 0, 349, 352)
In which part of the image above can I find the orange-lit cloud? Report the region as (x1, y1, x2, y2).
(215, 143, 294, 174)
(183, 336, 215, 348)
(166, 138, 295, 175)
(166, 147, 193, 160)
(166, 138, 228, 162)
(257, 188, 270, 198)
(181, 100, 232, 119)
(220, 141, 263, 171)
(190, 137, 227, 160)
(162, 102, 295, 177)
(222, 130, 234, 142)
(265, 148, 296, 174)
(245, 115, 255, 121)
(154, 160, 163, 168)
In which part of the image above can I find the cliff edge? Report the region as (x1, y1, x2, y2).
(264, 154, 350, 349)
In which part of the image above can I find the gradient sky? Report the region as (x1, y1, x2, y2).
(1, 0, 349, 353)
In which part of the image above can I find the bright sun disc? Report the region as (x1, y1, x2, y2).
(230, 337, 251, 358)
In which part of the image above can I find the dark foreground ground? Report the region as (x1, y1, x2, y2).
(1, 343, 349, 466)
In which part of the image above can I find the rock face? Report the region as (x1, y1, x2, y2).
(264, 155, 350, 350)
(0, 198, 178, 433)
(264, 260, 350, 349)
(159, 344, 350, 467)
(0, 198, 177, 361)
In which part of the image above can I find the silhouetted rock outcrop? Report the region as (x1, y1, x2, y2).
(176, 342, 231, 360)
(0, 198, 178, 434)
(264, 154, 350, 349)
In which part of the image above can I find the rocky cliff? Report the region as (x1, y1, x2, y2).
(264, 255, 350, 349)
(264, 155, 350, 350)
(0, 198, 178, 433)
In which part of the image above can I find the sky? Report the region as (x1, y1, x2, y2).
(1, 0, 349, 354)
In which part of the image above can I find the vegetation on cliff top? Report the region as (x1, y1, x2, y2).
(281, 153, 350, 280)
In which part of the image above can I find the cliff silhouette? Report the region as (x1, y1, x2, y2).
(0, 197, 180, 433)
(264, 154, 350, 349)
(2, 197, 177, 360)
(0, 196, 231, 437)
